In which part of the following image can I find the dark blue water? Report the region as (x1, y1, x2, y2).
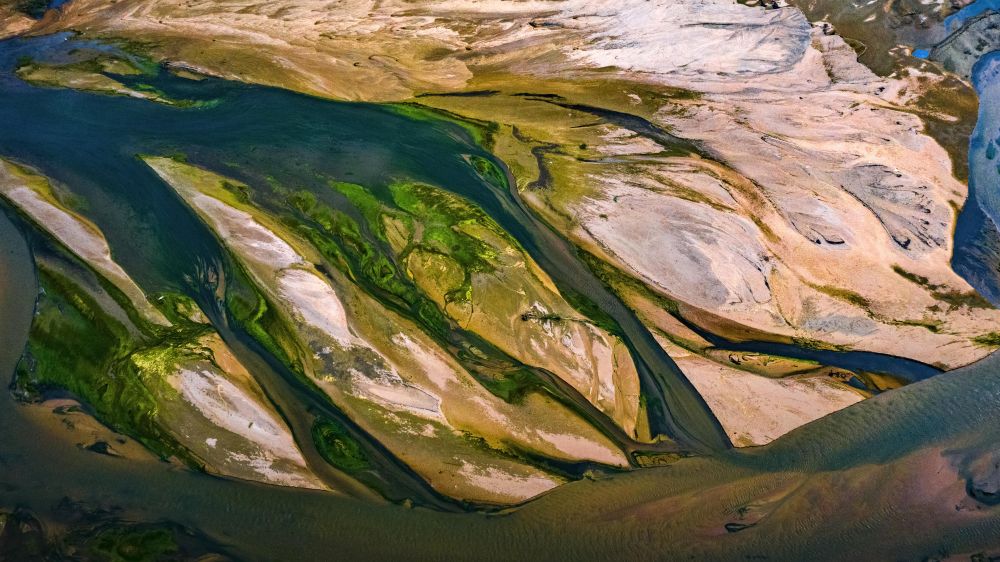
(696, 330, 941, 381)
(945, 0, 1000, 31)
(953, 51, 1000, 302)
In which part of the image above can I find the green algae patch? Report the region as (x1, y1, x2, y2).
(471, 367, 547, 405)
(387, 103, 498, 148)
(311, 417, 372, 475)
(86, 526, 180, 562)
(892, 264, 994, 310)
(153, 292, 210, 325)
(559, 286, 624, 338)
(18, 264, 133, 396)
(790, 337, 851, 352)
(890, 318, 943, 333)
(809, 284, 872, 311)
(15, 261, 194, 462)
(468, 155, 507, 190)
(973, 332, 1000, 347)
(282, 192, 453, 341)
(15, 51, 214, 108)
(389, 180, 511, 303)
(578, 248, 680, 317)
(329, 181, 386, 230)
(892, 264, 935, 287)
(291, 179, 612, 420)
(128, 346, 197, 390)
(933, 291, 994, 311)
(223, 264, 303, 376)
(17, 239, 319, 486)
(287, 175, 524, 343)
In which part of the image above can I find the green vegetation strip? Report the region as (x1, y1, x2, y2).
(16, 260, 204, 463)
(310, 417, 372, 475)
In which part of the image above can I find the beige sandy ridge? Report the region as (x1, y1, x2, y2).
(0, 159, 171, 327)
(16, 62, 173, 103)
(0, 3, 34, 40)
(398, 184, 643, 438)
(161, 333, 326, 490)
(657, 337, 865, 447)
(145, 156, 630, 504)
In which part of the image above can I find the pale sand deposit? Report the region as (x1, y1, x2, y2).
(455, 460, 560, 502)
(145, 157, 628, 503)
(0, 5, 34, 40)
(168, 363, 325, 489)
(0, 160, 171, 326)
(657, 339, 864, 447)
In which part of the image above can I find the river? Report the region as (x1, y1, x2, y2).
(0, 24, 999, 560)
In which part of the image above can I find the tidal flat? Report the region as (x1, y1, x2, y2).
(1, 0, 1000, 559)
